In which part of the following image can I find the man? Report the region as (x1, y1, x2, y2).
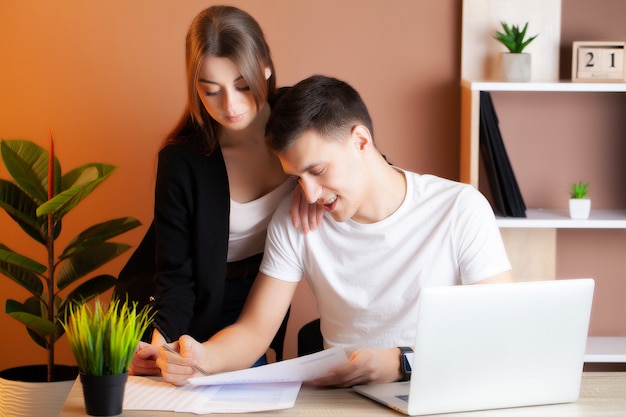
(157, 75, 512, 387)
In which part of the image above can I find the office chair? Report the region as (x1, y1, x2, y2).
(297, 318, 323, 357)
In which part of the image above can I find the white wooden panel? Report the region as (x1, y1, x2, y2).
(462, 0, 561, 81)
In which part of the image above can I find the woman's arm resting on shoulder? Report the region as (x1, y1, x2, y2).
(289, 185, 324, 233)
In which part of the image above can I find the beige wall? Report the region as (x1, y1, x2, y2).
(0, 0, 624, 370)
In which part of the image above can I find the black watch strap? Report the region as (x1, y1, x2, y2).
(399, 346, 413, 381)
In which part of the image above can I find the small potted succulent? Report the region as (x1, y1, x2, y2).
(568, 181, 591, 219)
(493, 21, 539, 82)
(61, 297, 154, 416)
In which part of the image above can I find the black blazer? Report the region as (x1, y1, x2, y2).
(114, 143, 230, 342)
(115, 88, 290, 343)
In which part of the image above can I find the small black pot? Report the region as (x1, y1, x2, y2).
(80, 372, 128, 416)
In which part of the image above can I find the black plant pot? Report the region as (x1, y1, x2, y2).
(80, 372, 128, 416)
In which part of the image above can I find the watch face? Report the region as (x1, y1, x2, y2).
(402, 352, 413, 373)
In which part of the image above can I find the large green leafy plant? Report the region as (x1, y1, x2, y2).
(0, 137, 141, 382)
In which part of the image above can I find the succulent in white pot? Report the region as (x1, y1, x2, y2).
(569, 181, 591, 219)
(493, 21, 539, 82)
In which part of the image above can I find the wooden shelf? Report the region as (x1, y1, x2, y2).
(496, 209, 626, 229)
(585, 336, 626, 363)
(461, 79, 626, 93)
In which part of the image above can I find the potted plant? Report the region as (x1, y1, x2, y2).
(493, 21, 539, 82)
(61, 297, 154, 416)
(569, 181, 591, 219)
(0, 135, 141, 416)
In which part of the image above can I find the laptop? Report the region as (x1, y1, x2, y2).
(353, 278, 595, 416)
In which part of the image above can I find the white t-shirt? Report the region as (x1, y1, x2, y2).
(260, 170, 511, 353)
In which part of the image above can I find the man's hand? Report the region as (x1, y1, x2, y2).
(129, 341, 161, 376)
(157, 335, 208, 386)
(289, 186, 324, 233)
(312, 348, 403, 388)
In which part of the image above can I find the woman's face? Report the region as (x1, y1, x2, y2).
(196, 56, 259, 130)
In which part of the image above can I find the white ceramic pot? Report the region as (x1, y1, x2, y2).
(0, 366, 76, 417)
(569, 199, 591, 219)
(500, 53, 531, 82)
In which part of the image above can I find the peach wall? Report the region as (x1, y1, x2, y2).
(1, 0, 625, 372)
(0, 0, 460, 370)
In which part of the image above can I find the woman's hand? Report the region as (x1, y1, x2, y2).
(129, 341, 161, 376)
(289, 186, 324, 233)
(312, 348, 403, 388)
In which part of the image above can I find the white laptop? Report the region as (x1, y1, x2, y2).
(353, 278, 595, 416)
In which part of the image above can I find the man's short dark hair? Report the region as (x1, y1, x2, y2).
(266, 75, 374, 153)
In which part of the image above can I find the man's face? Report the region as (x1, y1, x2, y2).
(279, 129, 368, 223)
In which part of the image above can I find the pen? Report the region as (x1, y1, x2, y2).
(161, 344, 211, 376)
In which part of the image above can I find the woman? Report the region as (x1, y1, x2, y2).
(114, 5, 319, 375)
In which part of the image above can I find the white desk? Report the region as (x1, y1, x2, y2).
(59, 372, 626, 417)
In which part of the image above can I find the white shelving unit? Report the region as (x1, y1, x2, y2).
(460, 79, 626, 363)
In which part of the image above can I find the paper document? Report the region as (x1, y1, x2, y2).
(189, 347, 349, 385)
(123, 376, 301, 414)
(122, 348, 348, 414)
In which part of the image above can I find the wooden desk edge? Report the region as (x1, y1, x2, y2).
(58, 372, 626, 417)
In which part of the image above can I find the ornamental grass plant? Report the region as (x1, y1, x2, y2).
(61, 298, 154, 376)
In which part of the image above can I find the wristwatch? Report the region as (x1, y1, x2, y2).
(399, 346, 413, 381)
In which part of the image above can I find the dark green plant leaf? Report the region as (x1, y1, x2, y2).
(0, 245, 46, 295)
(60, 217, 142, 259)
(36, 164, 117, 221)
(6, 298, 57, 339)
(19, 295, 66, 348)
(0, 179, 46, 244)
(519, 34, 539, 53)
(56, 242, 131, 290)
(0, 139, 61, 204)
(62, 274, 118, 307)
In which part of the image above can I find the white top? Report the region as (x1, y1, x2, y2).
(260, 170, 511, 353)
(227, 179, 294, 262)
